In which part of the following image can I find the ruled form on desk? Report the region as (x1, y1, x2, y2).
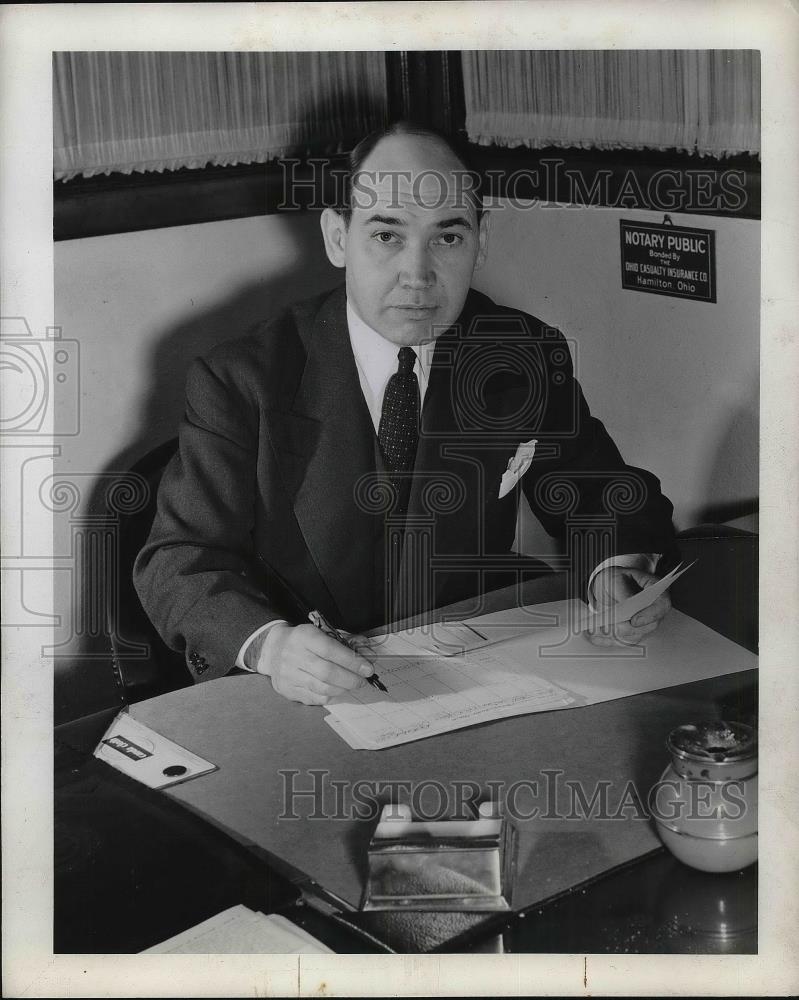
(324, 633, 579, 750)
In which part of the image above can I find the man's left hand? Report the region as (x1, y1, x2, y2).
(588, 566, 671, 646)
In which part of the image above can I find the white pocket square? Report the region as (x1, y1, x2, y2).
(498, 439, 538, 499)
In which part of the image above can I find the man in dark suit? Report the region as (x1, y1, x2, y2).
(134, 122, 676, 705)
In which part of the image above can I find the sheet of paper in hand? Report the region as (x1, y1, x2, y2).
(579, 560, 696, 630)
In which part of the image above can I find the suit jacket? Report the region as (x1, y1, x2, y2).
(134, 284, 676, 682)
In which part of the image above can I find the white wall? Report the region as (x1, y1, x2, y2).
(53, 203, 759, 718)
(474, 201, 760, 532)
(55, 211, 341, 485)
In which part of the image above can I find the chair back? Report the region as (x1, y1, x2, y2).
(107, 438, 192, 702)
(673, 524, 758, 654)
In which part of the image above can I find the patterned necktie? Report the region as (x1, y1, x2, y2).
(378, 346, 420, 516)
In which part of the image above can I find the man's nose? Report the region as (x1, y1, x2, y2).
(399, 243, 435, 288)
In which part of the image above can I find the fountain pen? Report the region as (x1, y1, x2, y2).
(307, 610, 388, 693)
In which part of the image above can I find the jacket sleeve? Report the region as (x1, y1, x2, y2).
(520, 329, 678, 592)
(133, 355, 281, 682)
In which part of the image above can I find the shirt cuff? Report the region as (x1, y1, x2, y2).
(587, 553, 660, 611)
(235, 619, 288, 671)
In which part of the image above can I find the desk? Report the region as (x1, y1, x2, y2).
(56, 532, 757, 953)
(55, 711, 392, 954)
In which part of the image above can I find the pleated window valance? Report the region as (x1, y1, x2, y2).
(53, 51, 388, 181)
(462, 50, 760, 158)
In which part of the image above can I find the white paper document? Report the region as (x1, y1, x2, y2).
(497, 602, 757, 706)
(142, 904, 333, 954)
(324, 593, 756, 751)
(325, 639, 580, 750)
(391, 616, 553, 657)
(392, 561, 696, 658)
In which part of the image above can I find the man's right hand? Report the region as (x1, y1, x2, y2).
(249, 623, 374, 705)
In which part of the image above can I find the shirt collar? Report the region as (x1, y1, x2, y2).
(346, 300, 435, 394)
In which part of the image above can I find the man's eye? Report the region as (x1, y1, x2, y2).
(435, 233, 463, 246)
(373, 231, 399, 244)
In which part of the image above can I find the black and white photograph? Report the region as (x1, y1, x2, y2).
(1, 3, 797, 997)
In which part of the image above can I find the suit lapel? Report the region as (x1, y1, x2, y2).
(268, 287, 383, 629)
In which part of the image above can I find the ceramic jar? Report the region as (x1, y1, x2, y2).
(652, 721, 757, 873)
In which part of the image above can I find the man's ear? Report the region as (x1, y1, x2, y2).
(320, 207, 348, 268)
(474, 211, 491, 271)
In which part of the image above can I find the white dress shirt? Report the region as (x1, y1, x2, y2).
(237, 301, 657, 672)
(346, 300, 437, 431)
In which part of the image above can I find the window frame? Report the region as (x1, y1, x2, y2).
(53, 51, 760, 241)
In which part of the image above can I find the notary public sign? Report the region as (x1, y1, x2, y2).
(620, 220, 716, 303)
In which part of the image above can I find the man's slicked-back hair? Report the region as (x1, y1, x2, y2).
(339, 120, 484, 225)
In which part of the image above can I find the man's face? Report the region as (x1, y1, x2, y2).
(322, 134, 489, 346)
